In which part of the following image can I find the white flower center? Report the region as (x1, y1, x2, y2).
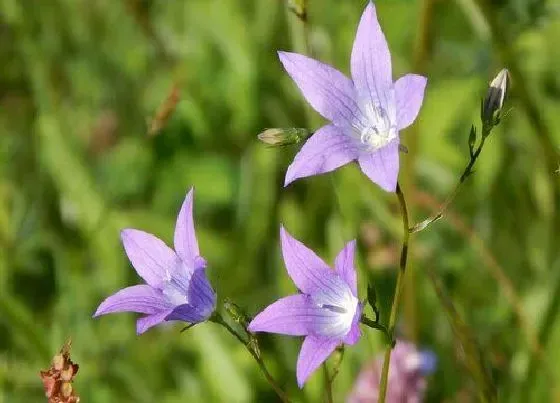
(162, 268, 190, 306)
(311, 277, 358, 338)
(357, 102, 397, 151)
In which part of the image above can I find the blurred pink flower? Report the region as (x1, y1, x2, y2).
(348, 340, 436, 403)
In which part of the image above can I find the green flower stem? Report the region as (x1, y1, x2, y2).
(211, 313, 290, 403)
(378, 182, 410, 403)
(322, 363, 333, 403)
(360, 315, 391, 344)
(410, 128, 488, 233)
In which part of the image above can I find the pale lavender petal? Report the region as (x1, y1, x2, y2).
(136, 309, 173, 334)
(121, 229, 179, 287)
(187, 267, 216, 317)
(280, 226, 341, 295)
(343, 304, 363, 345)
(166, 303, 212, 323)
(334, 240, 358, 296)
(394, 74, 427, 130)
(93, 285, 171, 316)
(296, 336, 340, 387)
(174, 188, 201, 270)
(284, 125, 360, 186)
(351, 2, 392, 109)
(278, 51, 364, 128)
(248, 294, 337, 336)
(358, 140, 400, 192)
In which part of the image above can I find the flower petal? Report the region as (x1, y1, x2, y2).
(187, 267, 217, 317)
(358, 140, 399, 192)
(278, 51, 364, 128)
(121, 229, 179, 287)
(136, 309, 173, 335)
(296, 336, 339, 388)
(343, 303, 362, 345)
(280, 226, 339, 295)
(174, 188, 202, 270)
(351, 2, 392, 109)
(284, 125, 360, 186)
(248, 294, 336, 336)
(166, 303, 212, 323)
(93, 285, 171, 316)
(394, 74, 427, 130)
(334, 240, 358, 296)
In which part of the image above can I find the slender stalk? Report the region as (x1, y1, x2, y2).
(378, 182, 410, 402)
(212, 313, 290, 403)
(360, 315, 391, 343)
(410, 132, 487, 233)
(322, 363, 333, 403)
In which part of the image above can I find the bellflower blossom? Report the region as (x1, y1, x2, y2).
(280, 1, 427, 192)
(347, 340, 437, 403)
(248, 227, 362, 387)
(94, 188, 216, 334)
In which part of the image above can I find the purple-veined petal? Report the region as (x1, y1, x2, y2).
(166, 303, 212, 323)
(284, 125, 360, 186)
(278, 51, 364, 128)
(394, 74, 427, 130)
(296, 336, 340, 388)
(248, 294, 339, 336)
(136, 309, 173, 335)
(358, 140, 399, 192)
(174, 188, 201, 270)
(187, 267, 217, 317)
(93, 285, 171, 316)
(334, 240, 358, 296)
(121, 229, 179, 287)
(351, 2, 392, 110)
(343, 303, 362, 345)
(280, 226, 342, 295)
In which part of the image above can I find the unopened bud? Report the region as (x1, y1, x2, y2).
(257, 128, 311, 147)
(482, 68, 509, 129)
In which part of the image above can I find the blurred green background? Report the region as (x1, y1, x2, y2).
(1, 0, 560, 401)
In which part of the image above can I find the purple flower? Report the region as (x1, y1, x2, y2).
(93, 188, 216, 334)
(347, 340, 437, 403)
(248, 227, 362, 387)
(279, 2, 427, 192)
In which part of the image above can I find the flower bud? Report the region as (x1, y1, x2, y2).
(257, 128, 311, 147)
(482, 68, 509, 128)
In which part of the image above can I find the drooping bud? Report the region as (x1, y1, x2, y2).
(482, 69, 509, 130)
(257, 128, 311, 147)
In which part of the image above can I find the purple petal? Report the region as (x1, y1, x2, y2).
(278, 51, 363, 128)
(166, 303, 212, 323)
(94, 285, 171, 316)
(284, 125, 360, 186)
(351, 2, 392, 109)
(296, 336, 339, 388)
(174, 188, 202, 270)
(358, 140, 399, 192)
(394, 74, 427, 130)
(121, 229, 179, 287)
(280, 226, 338, 295)
(187, 267, 216, 317)
(334, 240, 358, 296)
(343, 303, 362, 345)
(136, 309, 173, 334)
(248, 294, 335, 336)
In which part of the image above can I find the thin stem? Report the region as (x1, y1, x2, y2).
(360, 315, 391, 344)
(322, 363, 333, 403)
(410, 132, 487, 233)
(211, 313, 290, 403)
(378, 182, 410, 403)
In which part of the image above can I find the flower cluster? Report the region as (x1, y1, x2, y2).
(93, 0, 437, 395)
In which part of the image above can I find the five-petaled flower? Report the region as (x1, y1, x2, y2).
(280, 1, 427, 192)
(248, 227, 362, 387)
(93, 188, 216, 334)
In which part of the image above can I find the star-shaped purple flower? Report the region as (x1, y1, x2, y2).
(280, 1, 427, 192)
(248, 227, 362, 387)
(93, 188, 216, 334)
